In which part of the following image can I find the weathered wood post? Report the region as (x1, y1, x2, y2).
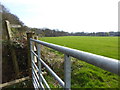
(27, 32, 34, 77)
(5, 20, 12, 40)
(0, 5, 2, 86)
(34, 36, 38, 63)
(5, 20, 19, 77)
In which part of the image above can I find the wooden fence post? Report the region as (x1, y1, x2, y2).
(5, 20, 19, 77)
(27, 32, 34, 77)
(0, 6, 2, 86)
(5, 20, 12, 40)
(34, 36, 38, 63)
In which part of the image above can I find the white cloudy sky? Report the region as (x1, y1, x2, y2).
(1, 0, 119, 32)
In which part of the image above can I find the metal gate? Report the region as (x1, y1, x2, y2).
(30, 38, 119, 89)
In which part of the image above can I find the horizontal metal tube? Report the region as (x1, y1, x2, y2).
(32, 54, 50, 88)
(39, 73, 50, 89)
(32, 60, 39, 71)
(33, 73, 40, 88)
(32, 66, 50, 89)
(32, 60, 50, 89)
(30, 39, 120, 75)
(39, 58, 64, 87)
(32, 67, 44, 89)
(31, 50, 65, 87)
(33, 78, 37, 88)
(32, 67, 40, 83)
(33, 71, 40, 88)
(33, 70, 45, 89)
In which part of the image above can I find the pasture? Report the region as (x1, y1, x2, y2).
(41, 36, 118, 59)
(40, 36, 119, 88)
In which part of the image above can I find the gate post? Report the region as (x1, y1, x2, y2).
(27, 32, 34, 77)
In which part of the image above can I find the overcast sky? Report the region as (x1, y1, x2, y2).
(1, 0, 119, 32)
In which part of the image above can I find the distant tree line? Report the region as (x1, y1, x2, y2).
(31, 28, 69, 37)
(69, 31, 120, 36)
(30, 28, 120, 37)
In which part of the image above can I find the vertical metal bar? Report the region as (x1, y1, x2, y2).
(37, 43, 43, 88)
(30, 41, 34, 88)
(64, 54, 71, 89)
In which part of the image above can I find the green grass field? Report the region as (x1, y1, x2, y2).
(40, 36, 119, 88)
(41, 36, 119, 59)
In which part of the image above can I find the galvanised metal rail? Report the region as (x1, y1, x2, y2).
(30, 38, 120, 89)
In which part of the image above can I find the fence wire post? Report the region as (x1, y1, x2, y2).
(64, 54, 71, 89)
(37, 43, 43, 88)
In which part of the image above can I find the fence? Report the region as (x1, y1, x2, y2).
(30, 38, 119, 89)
